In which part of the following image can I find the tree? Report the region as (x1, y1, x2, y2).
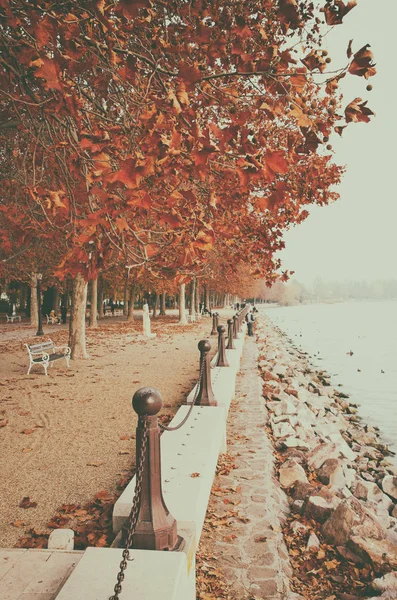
(0, 0, 375, 356)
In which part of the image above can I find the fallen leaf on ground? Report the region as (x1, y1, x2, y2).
(19, 497, 37, 509)
(11, 519, 26, 527)
(190, 472, 200, 478)
(87, 462, 104, 467)
(21, 429, 35, 435)
(0, 419, 8, 427)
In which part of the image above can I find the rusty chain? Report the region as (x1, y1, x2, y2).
(109, 418, 148, 600)
(158, 352, 205, 432)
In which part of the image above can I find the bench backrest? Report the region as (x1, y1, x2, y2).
(27, 340, 55, 356)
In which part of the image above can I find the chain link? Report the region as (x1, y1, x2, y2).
(109, 418, 149, 600)
(159, 353, 205, 432)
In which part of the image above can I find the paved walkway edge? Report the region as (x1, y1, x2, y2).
(202, 337, 300, 599)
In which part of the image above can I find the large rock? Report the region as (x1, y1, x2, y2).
(279, 459, 308, 489)
(371, 572, 397, 593)
(281, 437, 310, 450)
(296, 406, 316, 428)
(307, 442, 341, 470)
(306, 532, 321, 551)
(382, 475, 397, 501)
(279, 398, 297, 416)
(326, 432, 357, 462)
(305, 494, 339, 523)
(318, 458, 346, 488)
(322, 498, 386, 546)
(272, 421, 295, 439)
(349, 536, 397, 568)
(291, 481, 318, 501)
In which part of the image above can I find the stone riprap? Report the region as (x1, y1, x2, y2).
(256, 314, 397, 599)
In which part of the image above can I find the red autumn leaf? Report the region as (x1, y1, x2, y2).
(31, 57, 62, 91)
(335, 125, 347, 136)
(194, 229, 215, 252)
(326, 73, 345, 95)
(345, 98, 375, 123)
(119, 0, 151, 20)
(277, 0, 301, 30)
(192, 148, 217, 166)
(347, 39, 354, 59)
(264, 150, 289, 175)
(94, 490, 113, 501)
(11, 519, 26, 528)
(21, 428, 35, 435)
(190, 472, 200, 478)
(108, 158, 141, 189)
(301, 51, 326, 73)
(324, 0, 357, 26)
(19, 497, 38, 509)
(115, 217, 129, 232)
(159, 209, 183, 228)
(178, 61, 202, 86)
(34, 15, 57, 48)
(0, 418, 8, 427)
(348, 44, 376, 79)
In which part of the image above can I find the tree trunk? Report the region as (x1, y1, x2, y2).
(69, 273, 89, 359)
(20, 284, 27, 314)
(160, 292, 166, 316)
(152, 293, 159, 318)
(178, 283, 187, 324)
(98, 279, 104, 319)
(30, 273, 38, 328)
(127, 285, 136, 321)
(53, 288, 60, 312)
(189, 279, 196, 318)
(204, 286, 210, 311)
(123, 277, 129, 316)
(195, 278, 200, 314)
(89, 278, 98, 328)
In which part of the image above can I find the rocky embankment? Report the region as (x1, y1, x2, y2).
(256, 315, 397, 599)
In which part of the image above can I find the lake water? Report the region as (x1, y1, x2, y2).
(261, 301, 397, 461)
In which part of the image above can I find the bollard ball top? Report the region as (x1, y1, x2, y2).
(217, 324, 225, 334)
(227, 318, 233, 325)
(198, 339, 211, 353)
(133, 387, 163, 416)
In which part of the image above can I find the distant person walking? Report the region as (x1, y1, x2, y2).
(245, 311, 255, 336)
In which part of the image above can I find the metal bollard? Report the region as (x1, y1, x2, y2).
(215, 312, 219, 331)
(195, 339, 217, 406)
(226, 318, 235, 350)
(210, 312, 217, 335)
(130, 387, 183, 550)
(216, 325, 229, 367)
(232, 315, 238, 339)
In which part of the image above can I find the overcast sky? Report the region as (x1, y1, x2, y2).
(279, 0, 397, 285)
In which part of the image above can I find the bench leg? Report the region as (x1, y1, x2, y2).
(65, 356, 70, 369)
(43, 361, 49, 376)
(27, 363, 33, 375)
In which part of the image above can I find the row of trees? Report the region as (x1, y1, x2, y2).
(0, 0, 375, 357)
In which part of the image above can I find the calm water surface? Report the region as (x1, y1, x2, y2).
(262, 301, 397, 462)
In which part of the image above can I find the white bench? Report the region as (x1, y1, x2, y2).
(104, 309, 123, 317)
(46, 314, 61, 325)
(6, 314, 21, 323)
(25, 339, 71, 376)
